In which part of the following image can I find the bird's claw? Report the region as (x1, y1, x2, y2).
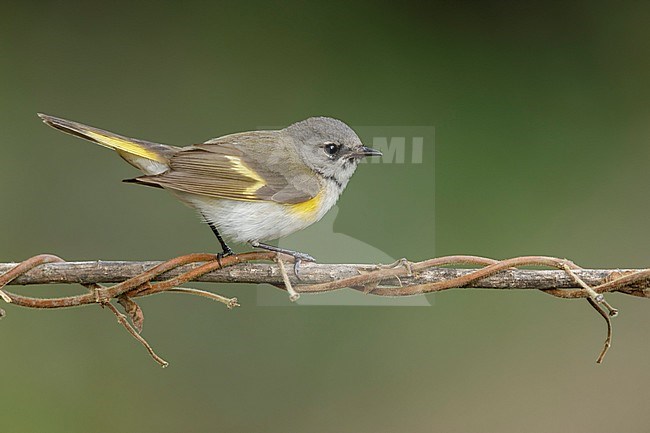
(292, 252, 315, 262)
(216, 249, 234, 267)
(292, 254, 316, 281)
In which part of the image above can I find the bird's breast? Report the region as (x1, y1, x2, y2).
(177, 180, 342, 243)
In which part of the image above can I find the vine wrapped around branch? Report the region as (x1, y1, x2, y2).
(1, 253, 648, 366)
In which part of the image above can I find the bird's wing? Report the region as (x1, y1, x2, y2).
(133, 132, 321, 204)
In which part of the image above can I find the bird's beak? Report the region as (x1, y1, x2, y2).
(354, 146, 383, 158)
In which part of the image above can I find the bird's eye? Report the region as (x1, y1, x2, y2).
(323, 142, 340, 156)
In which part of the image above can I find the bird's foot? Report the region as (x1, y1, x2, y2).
(216, 248, 235, 268)
(249, 241, 316, 279)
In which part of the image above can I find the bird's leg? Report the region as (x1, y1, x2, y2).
(202, 215, 234, 260)
(249, 241, 315, 262)
(249, 241, 315, 279)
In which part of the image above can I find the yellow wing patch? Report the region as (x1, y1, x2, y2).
(224, 155, 266, 195)
(84, 130, 166, 163)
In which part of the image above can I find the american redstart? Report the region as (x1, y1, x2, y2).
(38, 114, 382, 262)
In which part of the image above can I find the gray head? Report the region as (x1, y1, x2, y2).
(283, 117, 381, 190)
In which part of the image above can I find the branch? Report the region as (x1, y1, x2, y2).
(2, 260, 649, 294)
(2, 253, 648, 366)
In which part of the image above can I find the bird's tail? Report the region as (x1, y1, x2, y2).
(38, 113, 175, 174)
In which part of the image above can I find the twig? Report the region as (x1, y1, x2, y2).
(3, 261, 650, 294)
(276, 256, 299, 302)
(587, 298, 613, 364)
(0, 254, 65, 302)
(561, 264, 615, 362)
(2, 252, 649, 365)
(166, 287, 240, 309)
(104, 301, 168, 368)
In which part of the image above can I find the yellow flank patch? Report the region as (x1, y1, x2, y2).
(224, 155, 266, 195)
(84, 130, 166, 163)
(288, 190, 324, 220)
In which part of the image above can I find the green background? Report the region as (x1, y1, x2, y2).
(2, 1, 650, 432)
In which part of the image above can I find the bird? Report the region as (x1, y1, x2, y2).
(38, 113, 382, 263)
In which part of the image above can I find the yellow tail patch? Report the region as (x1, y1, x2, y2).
(38, 113, 167, 163)
(83, 130, 166, 163)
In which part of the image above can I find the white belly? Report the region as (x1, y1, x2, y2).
(172, 181, 341, 243)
